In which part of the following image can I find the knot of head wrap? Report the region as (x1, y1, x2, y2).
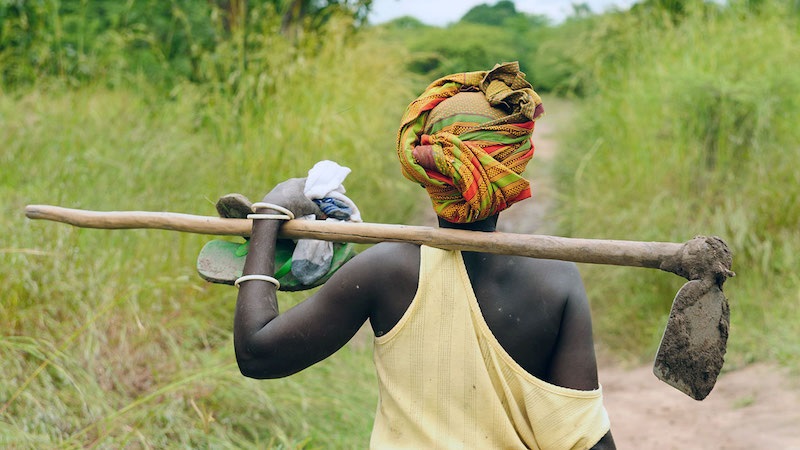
(397, 62, 544, 223)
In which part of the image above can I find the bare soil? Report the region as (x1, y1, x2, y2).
(600, 361, 800, 449)
(496, 97, 800, 449)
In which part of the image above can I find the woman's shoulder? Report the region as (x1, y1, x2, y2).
(357, 242, 419, 264)
(340, 242, 420, 283)
(487, 254, 584, 293)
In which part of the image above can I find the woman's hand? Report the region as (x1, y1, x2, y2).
(258, 178, 323, 219)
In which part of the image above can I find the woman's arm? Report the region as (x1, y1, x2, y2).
(232, 179, 373, 378)
(546, 264, 616, 449)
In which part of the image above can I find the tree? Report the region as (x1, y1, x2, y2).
(461, 0, 518, 26)
(276, 0, 372, 33)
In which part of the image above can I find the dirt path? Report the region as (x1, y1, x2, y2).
(505, 97, 800, 449)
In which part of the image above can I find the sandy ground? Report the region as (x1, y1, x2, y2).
(493, 97, 800, 449)
(600, 361, 800, 449)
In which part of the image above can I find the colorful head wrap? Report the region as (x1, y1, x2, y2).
(397, 62, 544, 223)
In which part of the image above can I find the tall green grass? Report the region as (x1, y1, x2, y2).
(552, 1, 800, 367)
(1, 19, 422, 447)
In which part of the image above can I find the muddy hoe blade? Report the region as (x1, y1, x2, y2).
(654, 281, 730, 400)
(653, 235, 734, 400)
(25, 205, 734, 400)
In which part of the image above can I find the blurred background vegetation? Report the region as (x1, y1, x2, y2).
(2, 0, 798, 447)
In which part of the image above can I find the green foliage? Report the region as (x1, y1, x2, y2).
(526, 15, 601, 95)
(377, 2, 549, 89)
(398, 22, 520, 76)
(461, 0, 519, 26)
(0, 0, 373, 88)
(629, 0, 731, 19)
(0, 0, 219, 86)
(552, 0, 800, 365)
(1, 19, 420, 446)
(282, 0, 374, 26)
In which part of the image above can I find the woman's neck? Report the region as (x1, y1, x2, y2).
(437, 215, 498, 232)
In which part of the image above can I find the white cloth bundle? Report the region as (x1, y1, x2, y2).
(291, 160, 362, 284)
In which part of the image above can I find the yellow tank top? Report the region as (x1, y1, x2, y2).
(371, 246, 610, 449)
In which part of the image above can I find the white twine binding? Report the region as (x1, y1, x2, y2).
(234, 274, 281, 289)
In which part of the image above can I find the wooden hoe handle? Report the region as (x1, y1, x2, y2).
(25, 204, 732, 282)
